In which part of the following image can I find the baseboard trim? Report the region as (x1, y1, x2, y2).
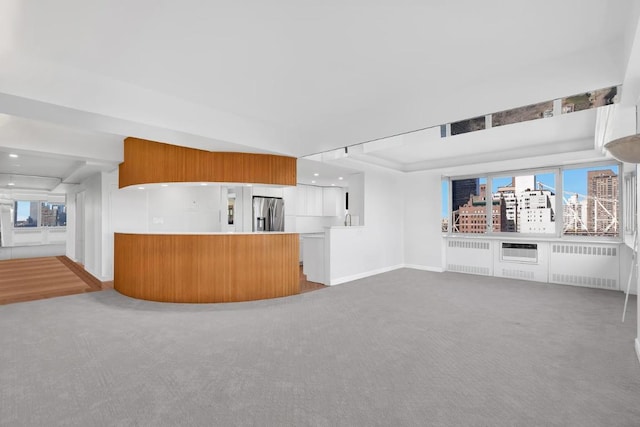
(57, 256, 105, 290)
(403, 264, 445, 273)
(329, 264, 404, 286)
(636, 338, 640, 366)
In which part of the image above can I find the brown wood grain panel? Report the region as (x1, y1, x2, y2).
(114, 233, 300, 303)
(119, 137, 296, 188)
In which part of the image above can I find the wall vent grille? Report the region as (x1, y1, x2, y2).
(551, 244, 616, 257)
(502, 269, 535, 280)
(447, 264, 491, 276)
(551, 274, 617, 290)
(448, 240, 490, 250)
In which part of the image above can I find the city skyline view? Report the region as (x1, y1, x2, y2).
(14, 201, 66, 227)
(441, 165, 620, 236)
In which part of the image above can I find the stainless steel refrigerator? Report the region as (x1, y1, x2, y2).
(252, 196, 285, 232)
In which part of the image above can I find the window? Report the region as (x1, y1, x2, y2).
(492, 101, 554, 127)
(561, 86, 618, 114)
(562, 165, 619, 237)
(451, 117, 486, 136)
(13, 201, 66, 228)
(14, 201, 39, 227)
(623, 172, 636, 234)
(41, 202, 66, 227)
(446, 162, 620, 239)
(441, 180, 449, 232)
(451, 177, 488, 234)
(491, 173, 556, 234)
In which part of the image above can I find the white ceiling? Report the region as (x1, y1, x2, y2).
(297, 158, 357, 187)
(0, 114, 121, 192)
(0, 0, 639, 191)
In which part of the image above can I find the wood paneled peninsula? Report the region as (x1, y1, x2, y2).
(114, 232, 299, 303)
(114, 137, 299, 303)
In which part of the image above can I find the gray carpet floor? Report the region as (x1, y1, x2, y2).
(1, 269, 639, 426)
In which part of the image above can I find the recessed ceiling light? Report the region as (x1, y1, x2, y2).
(311, 180, 316, 184)
(8, 182, 15, 186)
(246, 184, 252, 187)
(8, 154, 18, 158)
(200, 182, 208, 186)
(138, 186, 145, 190)
(331, 183, 335, 186)
(338, 177, 343, 180)
(161, 184, 169, 187)
(313, 173, 319, 176)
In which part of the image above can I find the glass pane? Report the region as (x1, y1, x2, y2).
(492, 101, 553, 127)
(563, 165, 619, 237)
(561, 86, 618, 114)
(14, 201, 38, 227)
(41, 202, 66, 227)
(452, 177, 487, 234)
(441, 180, 449, 232)
(492, 173, 556, 234)
(451, 117, 485, 136)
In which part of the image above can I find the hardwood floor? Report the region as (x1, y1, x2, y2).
(0, 258, 326, 305)
(0, 257, 102, 305)
(299, 265, 328, 294)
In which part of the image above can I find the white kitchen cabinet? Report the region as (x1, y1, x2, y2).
(296, 185, 323, 216)
(311, 186, 323, 216)
(296, 185, 307, 215)
(322, 187, 343, 217)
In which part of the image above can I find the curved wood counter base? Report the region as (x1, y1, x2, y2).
(114, 233, 299, 303)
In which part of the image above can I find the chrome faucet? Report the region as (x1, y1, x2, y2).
(344, 213, 352, 226)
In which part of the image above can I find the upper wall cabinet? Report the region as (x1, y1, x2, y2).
(296, 185, 322, 216)
(295, 185, 343, 217)
(119, 138, 296, 188)
(322, 187, 343, 217)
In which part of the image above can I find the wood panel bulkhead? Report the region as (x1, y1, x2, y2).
(118, 137, 296, 188)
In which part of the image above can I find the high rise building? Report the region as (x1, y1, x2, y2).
(41, 204, 57, 226)
(587, 170, 618, 236)
(495, 175, 554, 233)
(453, 184, 503, 233)
(451, 179, 479, 212)
(517, 189, 555, 234)
(496, 182, 517, 232)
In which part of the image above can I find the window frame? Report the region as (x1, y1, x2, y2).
(560, 161, 622, 240)
(443, 160, 622, 241)
(13, 200, 67, 229)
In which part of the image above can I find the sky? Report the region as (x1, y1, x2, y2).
(440, 165, 619, 219)
(16, 201, 31, 221)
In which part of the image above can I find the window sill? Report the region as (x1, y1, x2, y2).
(442, 233, 622, 245)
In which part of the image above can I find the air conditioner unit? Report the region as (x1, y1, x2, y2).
(501, 242, 538, 264)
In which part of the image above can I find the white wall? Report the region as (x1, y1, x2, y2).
(637, 158, 640, 361)
(347, 173, 364, 225)
(112, 184, 224, 234)
(327, 165, 404, 285)
(79, 172, 103, 280)
(403, 171, 444, 271)
(64, 170, 114, 281)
